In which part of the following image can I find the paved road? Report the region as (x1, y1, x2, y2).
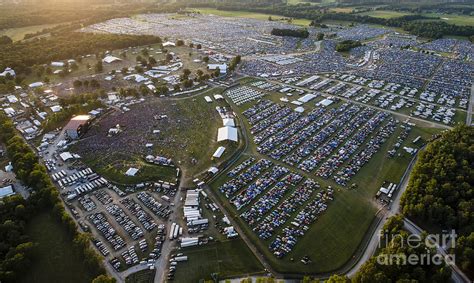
(467, 84, 474, 126)
(403, 218, 471, 283)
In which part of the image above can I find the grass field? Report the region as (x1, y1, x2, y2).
(358, 10, 474, 26)
(359, 10, 412, 19)
(126, 269, 155, 283)
(191, 8, 312, 26)
(0, 23, 59, 41)
(173, 239, 264, 282)
(21, 212, 96, 283)
(207, 89, 444, 274)
(424, 13, 474, 26)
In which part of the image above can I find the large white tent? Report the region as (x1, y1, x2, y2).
(212, 146, 226, 158)
(217, 126, 238, 142)
(222, 118, 235, 127)
(125, 167, 139, 176)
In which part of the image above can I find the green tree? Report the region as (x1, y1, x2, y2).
(94, 61, 103, 73)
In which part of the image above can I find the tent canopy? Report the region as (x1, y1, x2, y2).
(217, 126, 238, 142)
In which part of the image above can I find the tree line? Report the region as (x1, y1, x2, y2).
(271, 28, 310, 38)
(400, 125, 473, 277)
(0, 113, 114, 282)
(335, 40, 362, 52)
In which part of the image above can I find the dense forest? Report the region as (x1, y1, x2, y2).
(0, 113, 113, 283)
(0, 3, 181, 30)
(271, 28, 310, 38)
(401, 125, 473, 234)
(0, 33, 162, 76)
(400, 125, 473, 276)
(336, 40, 362, 52)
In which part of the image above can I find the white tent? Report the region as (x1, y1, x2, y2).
(102, 55, 122, 64)
(213, 146, 226, 158)
(222, 118, 235, 127)
(29, 82, 44, 88)
(125, 167, 139, 176)
(298, 93, 317, 103)
(163, 41, 176, 47)
(0, 67, 15, 77)
(294, 106, 305, 113)
(208, 167, 219, 174)
(217, 126, 238, 142)
(60, 152, 74, 162)
(318, 98, 334, 107)
(0, 185, 15, 199)
(50, 105, 62, 112)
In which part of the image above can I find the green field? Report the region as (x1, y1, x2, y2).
(0, 23, 59, 41)
(20, 212, 96, 283)
(173, 239, 264, 282)
(126, 269, 155, 283)
(82, 156, 178, 185)
(424, 13, 474, 26)
(358, 10, 474, 26)
(207, 88, 444, 274)
(191, 8, 312, 26)
(359, 10, 412, 19)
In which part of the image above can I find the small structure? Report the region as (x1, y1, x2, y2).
(222, 118, 235, 127)
(0, 185, 15, 199)
(6, 95, 18, 103)
(60, 152, 74, 162)
(212, 146, 226, 158)
(51, 61, 65, 67)
(50, 105, 62, 113)
(4, 162, 13, 172)
(163, 41, 176, 47)
(318, 98, 334, 107)
(125, 167, 139, 177)
(29, 82, 44, 88)
(64, 115, 91, 140)
(208, 63, 227, 74)
(217, 126, 238, 142)
(294, 106, 305, 113)
(102, 55, 122, 64)
(0, 67, 15, 77)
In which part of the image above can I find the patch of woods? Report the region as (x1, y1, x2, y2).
(42, 92, 104, 132)
(0, 33, 162, 76)
(270, 28, 309, 38)
(335, 40, 362, 52)
(0, 113, 114, 283)
(0, 2, 183, 31)
(400, 125, 474, 277)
